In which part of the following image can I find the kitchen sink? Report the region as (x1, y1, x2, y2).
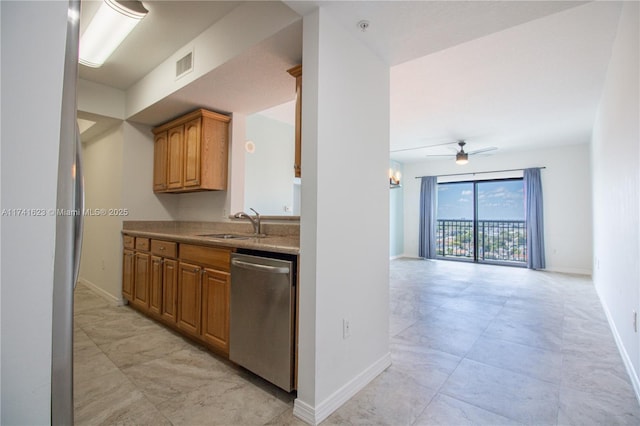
(197, 233, 251, 240)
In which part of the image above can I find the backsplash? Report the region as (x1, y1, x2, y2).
(122, 220, 300, 237)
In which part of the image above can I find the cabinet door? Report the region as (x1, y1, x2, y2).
(122, 249, 134, 301)
(149, 256, 163, 315)
(293, 74, 302, 178)
(177, 262, 201, 336)
(162, 258, 178, 323)
(201, 268, 230, 353)
(167, 125, 184, 190)
(183, 118, 201, 188)
(153, 131, 168, 192)
(132, 252, 150, 309)
(287, 65, 302, 178)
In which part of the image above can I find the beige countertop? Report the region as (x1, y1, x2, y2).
(122, 221, 300, 255)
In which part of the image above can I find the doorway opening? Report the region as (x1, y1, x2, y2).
(436, 178, 526, 266)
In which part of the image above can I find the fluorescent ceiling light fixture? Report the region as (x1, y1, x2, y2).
(79, 0, 148, 68)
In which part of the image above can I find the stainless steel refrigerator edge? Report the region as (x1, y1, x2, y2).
(51, 0, 83, 423)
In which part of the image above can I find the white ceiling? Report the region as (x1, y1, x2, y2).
(287, 1, 588, 66)
(389, 1, 622, 162)
(79, 1, 623, 163)
(79, 0, 241, 89)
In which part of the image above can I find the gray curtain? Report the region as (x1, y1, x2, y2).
(524, 168, 545, 269)
(419, 176, 438, 259)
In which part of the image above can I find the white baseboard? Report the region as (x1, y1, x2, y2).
(544, 266, 592, 276)
(595, 286, 640, 405)
(389, 255, 403, 260)
(77, 277, 125, 306)
(293, 352, 392, 425)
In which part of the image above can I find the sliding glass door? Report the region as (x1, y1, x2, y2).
(436, 179, 526, 265)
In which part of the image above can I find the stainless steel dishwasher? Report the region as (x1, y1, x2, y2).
(229, 252, 295, 391)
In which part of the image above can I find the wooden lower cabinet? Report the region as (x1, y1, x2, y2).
(177, 262, 202, 336)
(175, 261, 231, 354)
(201, 268, 230, 353)
(123, 236, 232, 357)
(149, 256, 163, 315)
(131, 252, 150, 309)
(122, 249, 134, 301)
(161, 259, 179, 323)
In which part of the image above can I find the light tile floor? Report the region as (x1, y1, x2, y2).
(74, 259, 640, 425)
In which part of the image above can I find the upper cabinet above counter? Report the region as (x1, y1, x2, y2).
(153, 109, 230, 193)
(287, 65, 302, 179)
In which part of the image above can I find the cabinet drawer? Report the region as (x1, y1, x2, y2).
(180, 244, 232, 272)
(135, 238, 150, 252)
(123, 235, 135, 249)
(151, 239, 177, 258)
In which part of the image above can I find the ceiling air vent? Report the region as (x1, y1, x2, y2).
(175, 51, 193, 79)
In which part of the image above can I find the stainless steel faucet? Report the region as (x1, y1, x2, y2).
(233, 208, 262, 236)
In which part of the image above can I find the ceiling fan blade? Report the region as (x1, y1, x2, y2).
(468, 147, 498, 155)
(390, 141, 458, 153)
(425, 154, 453, 157)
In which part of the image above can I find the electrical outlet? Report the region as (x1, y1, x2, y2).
(343, 319, 351, 339)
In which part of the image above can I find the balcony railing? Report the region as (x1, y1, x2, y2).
(436, 219, 527, 264)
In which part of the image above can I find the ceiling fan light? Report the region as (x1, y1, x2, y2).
(456, 152, 468, 165)
(79, 0, 148, 68)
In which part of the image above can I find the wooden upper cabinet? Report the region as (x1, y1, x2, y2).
(183, 118, 202, 188)
(152, 109, 230, 193)
(153, 131, 168, 191)
(167, 126, 184, 190)
(287, 65, 302, 178)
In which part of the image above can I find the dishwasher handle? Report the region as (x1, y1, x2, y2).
(231, 258, 290, 274)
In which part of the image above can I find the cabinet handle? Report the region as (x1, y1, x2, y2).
(159, 246, 165, 250)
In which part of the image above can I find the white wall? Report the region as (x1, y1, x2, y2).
(77, 79, 125, 120)
(403, 143, 593, 274)
(228, 113, 247, 216)
(295, 7, 390, 424)
(120, 122, 179, 220)
(245, 114, 295, 215)
(79, 126, 125, 301)
(175, 191, 228, 221)
(591, 1, 640, 397)
(1, 1, 67, 422)
(389, 160, 404, 258)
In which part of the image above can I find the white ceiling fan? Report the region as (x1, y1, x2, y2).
(426, 140, 497, 165)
